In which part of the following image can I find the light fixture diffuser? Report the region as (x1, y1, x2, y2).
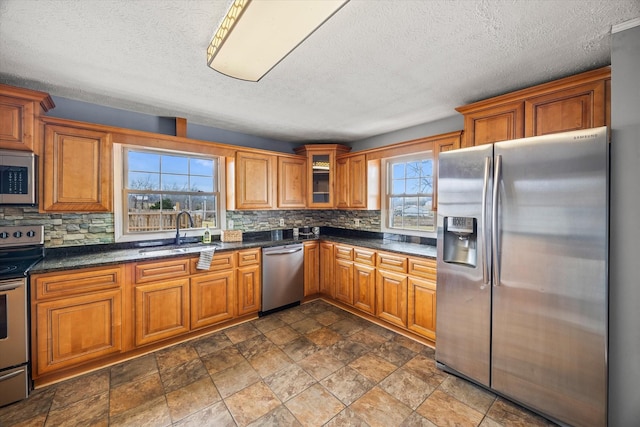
(207, 0, 349, 82)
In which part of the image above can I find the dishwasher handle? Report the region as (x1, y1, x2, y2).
(264, 248, 303, 255)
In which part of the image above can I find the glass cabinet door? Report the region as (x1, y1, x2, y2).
(311, 154, 330, 204)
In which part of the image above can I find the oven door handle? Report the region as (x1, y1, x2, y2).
(0, 283, 21, 292)
(0, 370, 23, 382)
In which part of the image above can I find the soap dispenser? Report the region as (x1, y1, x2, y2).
(202, 226, 211, 244)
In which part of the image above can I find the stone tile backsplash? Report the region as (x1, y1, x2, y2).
(0, 207, 381, 248)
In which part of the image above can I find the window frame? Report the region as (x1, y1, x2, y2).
(113, 144, 226, 243)
(380, 151, 436, 238)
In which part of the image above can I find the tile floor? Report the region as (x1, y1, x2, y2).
(0, 300, 558, 427)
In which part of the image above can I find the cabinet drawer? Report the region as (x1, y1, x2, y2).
(408, 257, 437, 281)
(354, 247, 376, 265)
(377, 252, 408, 273)
(238, 248, 261, 266)
(190, 251, 236, 273)
(134, 258, 190, 284)
(334, 245, 353, 260)
(33, 265, 124, 300)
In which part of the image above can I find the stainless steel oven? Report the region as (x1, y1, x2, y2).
(0, 226, 43, 407)
(0, 149, 37, 206)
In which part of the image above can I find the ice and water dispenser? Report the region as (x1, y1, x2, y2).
(442, 216, 477, 267)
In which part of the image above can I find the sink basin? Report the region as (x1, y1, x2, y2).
(138, 247, 189, 255)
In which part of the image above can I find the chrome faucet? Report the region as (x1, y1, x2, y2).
(175, 210, 194, 245)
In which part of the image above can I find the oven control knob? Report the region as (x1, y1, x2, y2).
(26, 230, 36, 237)
(0, 232, 8, 239)
(13, 231, 23, 238)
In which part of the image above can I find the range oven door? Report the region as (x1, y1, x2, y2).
(0, 277, 29, 407)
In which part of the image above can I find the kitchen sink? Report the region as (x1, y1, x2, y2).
(137, 243, 218, 257)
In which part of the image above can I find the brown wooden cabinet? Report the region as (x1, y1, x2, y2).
(134, 277, 190, 346)
(334, 258, 354, 305)
(432, 133, 462, 210)
(376, 269, 408, 328)
(319, 241, 335, 297)
(234, 151, 275, 209)
(0, 84, 54, 152)
(353, 262, 376, 314)
(191, 270, 235, 329)
(42, 124, 112, 212)
(236, 248, 261, 315)
(294, 144, 351, 208)
(303, 241, 320, 297)
(278, 155, 306, 208)
(336, 153, 368, 209)
(407, 257, 437, 340)
(31, 265, 124, 378)
(457, 67, 610, 148)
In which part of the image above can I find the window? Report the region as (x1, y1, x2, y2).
(116, 146, 222, 240)
(382, 152, 435, 236)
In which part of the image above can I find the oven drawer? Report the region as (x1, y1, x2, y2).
(0, 365, 29, 407)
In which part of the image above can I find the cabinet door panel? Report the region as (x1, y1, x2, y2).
(35, 290, 122, 376)
(135, 278, 190, 346)
(525, 81, 606, 137)
(236, 151, 274, 209)
(191, 270, 235, 329)
(319, 242, 335, 297)
(353, 263, 375, 314)
(463, 102, 524, 148)
(408, 277, 436, 340)
(237, 264, 261, 315)
(0, 96, 34, 150)
(278, 156, 306, 208)
(348, 154, 367, 208)
(376, 270, 408, 327)
(335, 157, 349, 208)
(334, 259, 354, 305)
(43, 125, 112, 211)
(303, 241, 320, 296)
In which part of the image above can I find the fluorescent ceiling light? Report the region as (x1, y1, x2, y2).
(207, 0, 349, 82)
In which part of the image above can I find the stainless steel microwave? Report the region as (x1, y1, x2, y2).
(0, 150, 37, 206)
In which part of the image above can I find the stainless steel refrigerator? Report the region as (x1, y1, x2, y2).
(436, 127, 608, 427)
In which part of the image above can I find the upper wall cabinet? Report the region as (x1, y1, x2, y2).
(0, 84, 54, 152)
(336, 153, 380, 210)
(42, 124, 113, 212)
(456, 66, 610, 148)
(294, 144, 350, 209)
(232, 151, 276, 210)
(278, 155, 306, 208)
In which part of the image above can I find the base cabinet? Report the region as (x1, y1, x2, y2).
(303, 241, 320, 296)
(407, 277, 436, 340)
(319, 242, 335, 297)
(134, 278, 190, 346)
(31, 265, 124, 378)
(237, 264, 261, 315)
(353, 263, 376, 314)
(376, 269, 408, 328)
(190, 270, 235, 329)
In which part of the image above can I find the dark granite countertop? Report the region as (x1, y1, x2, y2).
(30, 228, 436, 274)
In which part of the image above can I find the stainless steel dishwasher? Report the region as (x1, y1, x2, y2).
(261, 243, 304, 315)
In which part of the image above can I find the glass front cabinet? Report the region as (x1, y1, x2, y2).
(294, 144, 350, 208)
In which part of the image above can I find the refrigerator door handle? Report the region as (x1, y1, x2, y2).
(481, 156, 491, 285)
(492, 154, 502, 286)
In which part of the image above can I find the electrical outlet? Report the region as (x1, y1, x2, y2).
(354, 218, 360, 227)
(228, 220, 234, 229)
(279, 218, 285, 227)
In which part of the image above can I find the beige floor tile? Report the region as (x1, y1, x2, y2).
(349, 386, 413, 427)
(224, 322, 261, 344)
(155, 343, 199, 372)
(399, 412, 439, 427)
(402, 353, 448, 388)
(323, 407, 368, 427)
(379, 367, 435, 409)
(45, 392, 109, 427)
(311, 310, 343, 326)
(108, 395, 171, 427)
(290, 317, 322, 334)
(417, 389, 484, 427)
(0, 387, 55, 426)
(249, 346, 294, 378)
(225, 381, 281, 426)
(237, 334, 277, 360)
(159, 357, 209, 393)
(211, 360, 261, 398)
(285, 383, 345, 426)
(264, 364, 316, 402)
(281, 336, 320, 361)
(276, 308, 307, 325)
(305, 327, 342, 347)
(49, 369, 110, 410)
(165, 377, 221, 422)
(191, 331, 234, 357)
(372, 340, 418, 367)
(439, 375, 496, 414)
(110, 353, 158, 387)
(321, 366, 375, 406)
(172, 401, 236, 427)
(253, 314, 288, 334)
(109, 372, 164, 417)
(297, 349, 345, 381)
(263, 325, 301, 345)
(201, 345, 245, 374)
(349, 353, 397, 383)
(246, 405, 302, 427)
(486, 397, 557, 427)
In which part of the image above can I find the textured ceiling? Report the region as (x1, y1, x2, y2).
(0, 1, 638, 143)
